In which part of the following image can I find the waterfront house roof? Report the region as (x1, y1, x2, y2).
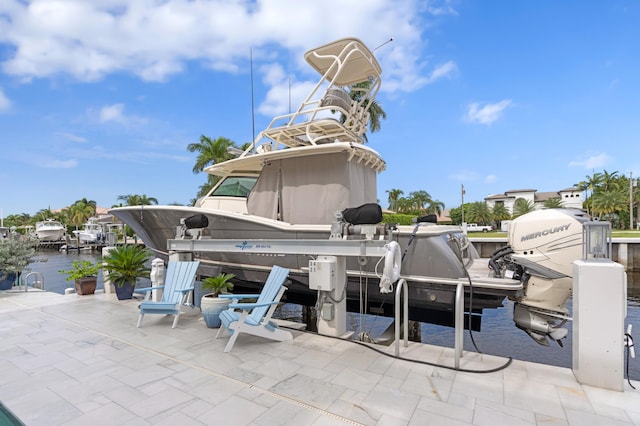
(504, 189, 537, 194)
(534, 191, 561, 202)
(485, 193, 515, 200)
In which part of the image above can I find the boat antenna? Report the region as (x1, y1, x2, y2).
(250, 47, 256, 146)
(288, 77, 291, 114)
(373, 37, 394, 51)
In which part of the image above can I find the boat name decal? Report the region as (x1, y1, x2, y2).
(235, 241, 272, 250)
(235, 241, 252, 250)
(520, 223, 571, 242)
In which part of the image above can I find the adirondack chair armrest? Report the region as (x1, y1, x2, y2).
(134, 286, 165, 301)
(228, 300, 280, 310)
(134, 286, 165, 294)
(219, 293, 259, 300)
(175, 286, 194, 294)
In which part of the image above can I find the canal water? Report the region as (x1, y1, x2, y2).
(25, 250, 640, 381)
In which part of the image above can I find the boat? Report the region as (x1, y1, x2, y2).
(34, 219, 66, 242)
(110, 38, 577, 344)
(72, 218, 105, 244)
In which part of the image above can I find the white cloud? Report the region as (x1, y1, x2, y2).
(425, 61, 458, 84)
(42, 158, 78, 169)
(99, 103, 125, 123)
(449, 170, 479, 182)
(484, 174, 497, 184)
(95, 103, 147, 126)
(0, 0, 453, 96)
(257, 63, 318, 117)
(56, 132, 87, 143)
(568, 152, 611, 169)
(464, 100, 512, 125)
(0, 87, 11, 112)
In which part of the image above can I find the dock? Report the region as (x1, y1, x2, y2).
(1, 289, 639, 425)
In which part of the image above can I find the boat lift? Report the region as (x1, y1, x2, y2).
(167, 231, 469, 366)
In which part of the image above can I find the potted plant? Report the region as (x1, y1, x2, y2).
(200, 273, 235, 328)
(102, 244, 151, 300)
(59, 260, 102, 295)
(0, 234, 37, 290)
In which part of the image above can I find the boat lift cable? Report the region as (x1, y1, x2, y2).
(452, 236, 483, 354)
(281, 325, 513, 374)
(625, 326, 636, 390)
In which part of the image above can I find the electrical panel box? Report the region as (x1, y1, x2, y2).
(309, 257, 337, 291)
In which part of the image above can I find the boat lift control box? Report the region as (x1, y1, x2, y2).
(309, 256, 337, 291)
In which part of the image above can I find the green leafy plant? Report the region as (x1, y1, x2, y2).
(0, 235, 38, 276)
(102, 244, 151, 287)
(202, 273, 235, 297)
(59, 260, 102, 282)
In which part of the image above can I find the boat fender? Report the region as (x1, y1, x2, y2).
(380, 241, 401, 293)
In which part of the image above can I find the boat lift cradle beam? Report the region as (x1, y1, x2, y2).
(167, 237, 469, 364)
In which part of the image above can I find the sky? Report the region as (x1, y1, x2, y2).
(0, 0, 638, 218)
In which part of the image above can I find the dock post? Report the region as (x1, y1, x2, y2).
(572, 260, 626, 391)
(572, 221, 627, 391)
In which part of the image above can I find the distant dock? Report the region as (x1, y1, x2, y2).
(36, 234, 126, 253)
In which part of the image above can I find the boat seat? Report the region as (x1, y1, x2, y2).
(320, 88, 352, 113)
(260, 118, 362, 146)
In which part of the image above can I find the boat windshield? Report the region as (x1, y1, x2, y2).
(211, 176, 257, 197)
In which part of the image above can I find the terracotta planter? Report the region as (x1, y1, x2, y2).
(75, 276, 97, 295)
(200, 295, 231, 328)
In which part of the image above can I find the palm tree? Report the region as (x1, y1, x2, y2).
(513, 198, 535, 218)
(543, 197, 564, 209)
(408, 190, 433, 213)
(66, 201, 95, 229)
(576, 171, 603, 215)
(467, 201, 492, 225)
(425, 199, 445, 216)
(491, 203, 511, 229)
(187, 135, 239, 199)
(601, 169, 620, 192)
(187, 135, 236, 174)
(592, 190, 627, 221)
(117, 194, 159, 206)
(395, 197, 413, 214)
(386, 189, 404, 212)
(73, 198, 97, 211)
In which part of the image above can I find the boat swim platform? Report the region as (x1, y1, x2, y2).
(1, 291, 639, 425)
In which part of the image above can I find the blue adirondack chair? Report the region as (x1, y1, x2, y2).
(135, 260, 200, 328)
(216, 265, 292, 352)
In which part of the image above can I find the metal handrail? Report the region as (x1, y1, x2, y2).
(394, 278, 409, 356)
(454, 282, 464, 368)
(22, 272, 44, 292)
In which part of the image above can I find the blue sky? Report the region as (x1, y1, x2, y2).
(1, 1, 638, 218)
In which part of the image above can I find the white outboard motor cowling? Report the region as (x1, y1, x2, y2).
(493, 209, 590, 346)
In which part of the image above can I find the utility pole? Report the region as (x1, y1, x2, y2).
(631, 172, 634, 230)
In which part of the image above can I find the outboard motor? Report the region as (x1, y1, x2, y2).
(492, 209, 590, 346)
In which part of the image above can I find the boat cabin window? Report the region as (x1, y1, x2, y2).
(211, 176, 257, 198)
